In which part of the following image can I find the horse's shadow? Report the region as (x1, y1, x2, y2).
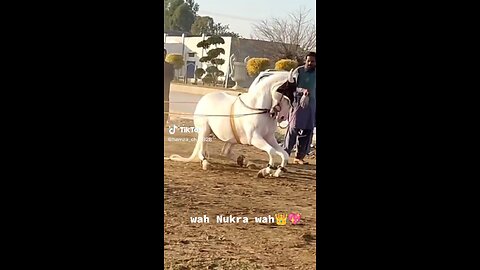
(207, 158, 315, 181)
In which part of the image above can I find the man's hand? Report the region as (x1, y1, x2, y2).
(296, 87, 308, 95)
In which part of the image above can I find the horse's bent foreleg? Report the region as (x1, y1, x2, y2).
(250, 135, 278, 178)
(265, 135, 289, 177)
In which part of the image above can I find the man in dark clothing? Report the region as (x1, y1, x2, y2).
(164, 48, 174, 128)
(283, 52, 316, 164)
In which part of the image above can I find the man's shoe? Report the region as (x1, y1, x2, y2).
(293, 158, 309, 165)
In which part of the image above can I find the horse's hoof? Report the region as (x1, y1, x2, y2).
(256, 169, 265, 178)
(247, 162, 258, 169)
(201, 160, 210, 170)
(237, 155, 245, 167)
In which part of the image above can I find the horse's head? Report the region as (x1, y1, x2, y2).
(247, 69, 298, 122)
(274, 68, 297, 106)
(269, 69, 297, 122)
(270, 92, 292, 122)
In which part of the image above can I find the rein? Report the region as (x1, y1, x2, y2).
(230, 93, 285, 144)
(237, 95, 270, 113)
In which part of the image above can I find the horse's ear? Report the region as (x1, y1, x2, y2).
(288, 68, 299, 83)
(288, 69, 295, 83)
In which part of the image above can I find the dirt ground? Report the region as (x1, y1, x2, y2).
(164, 118, 317, 270)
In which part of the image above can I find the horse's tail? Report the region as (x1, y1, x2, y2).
(165, 138, 201, 162)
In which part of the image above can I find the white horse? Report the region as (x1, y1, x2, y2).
(165, 69, 297, 178)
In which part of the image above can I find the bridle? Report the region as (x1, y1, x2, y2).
(236, 91, 289, 119)
(270, 94, 290, 119)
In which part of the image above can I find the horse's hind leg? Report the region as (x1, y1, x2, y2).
(196, 123, 212, 170)
(221, 142, 248, 167)
(220, 142, 231, 157)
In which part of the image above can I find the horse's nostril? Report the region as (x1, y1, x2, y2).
(280, 116, 285, 120)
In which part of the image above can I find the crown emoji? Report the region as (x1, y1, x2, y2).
(275, 213, 288, 225)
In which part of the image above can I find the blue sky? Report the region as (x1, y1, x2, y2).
(194, 0, 316, 38)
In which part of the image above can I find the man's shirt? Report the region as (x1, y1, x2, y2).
(290, 66, 316, 130)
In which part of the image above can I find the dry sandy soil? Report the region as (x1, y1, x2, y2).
(164, 118, 317, 270)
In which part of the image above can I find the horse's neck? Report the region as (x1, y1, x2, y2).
(242, 89, 272, 109)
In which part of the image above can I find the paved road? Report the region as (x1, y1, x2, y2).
(168, 90, 203, 119)
(168, 84, 240, 119)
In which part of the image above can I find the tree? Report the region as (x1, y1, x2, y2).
(190, 16, 240, 37)
(170, 3, 195, 32)
(250, 7, 316, 62)
(211, 22, 240, 37)
(164, 0, 198, 32)
(196, 35, 225, 86)
(184, 0, 199, 14)
(190, 16, 214, 35)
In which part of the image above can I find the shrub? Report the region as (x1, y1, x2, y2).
(202, 73, 214, 84)
(211, 58, 225, 65)
(275, 59, 298, 71)
(205, 35, 225, 45)
(206, 66, 219, 74)
(207, 48, 225, 58)
(246, 58, 271, 77)
(195, 68, 205, 78)
(165, 54, 185, 70)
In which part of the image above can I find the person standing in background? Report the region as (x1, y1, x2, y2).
(283, 52, 316, 164)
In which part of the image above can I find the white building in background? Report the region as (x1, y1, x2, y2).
(164, 33, 233, 84)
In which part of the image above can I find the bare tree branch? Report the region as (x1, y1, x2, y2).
(251, 7, 316, 61)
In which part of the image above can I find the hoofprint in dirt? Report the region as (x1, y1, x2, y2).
(164, 118, 316, 269)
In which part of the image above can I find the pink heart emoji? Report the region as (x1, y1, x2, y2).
(288, 213, 301, 224)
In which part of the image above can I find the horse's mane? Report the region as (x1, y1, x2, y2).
(248, 71, 290, 97)
(244, 72, 289, 108)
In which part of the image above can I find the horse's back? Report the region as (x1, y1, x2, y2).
(195, 92, 236, 114)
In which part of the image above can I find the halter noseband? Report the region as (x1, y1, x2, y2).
(270, 94, 284, 118)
